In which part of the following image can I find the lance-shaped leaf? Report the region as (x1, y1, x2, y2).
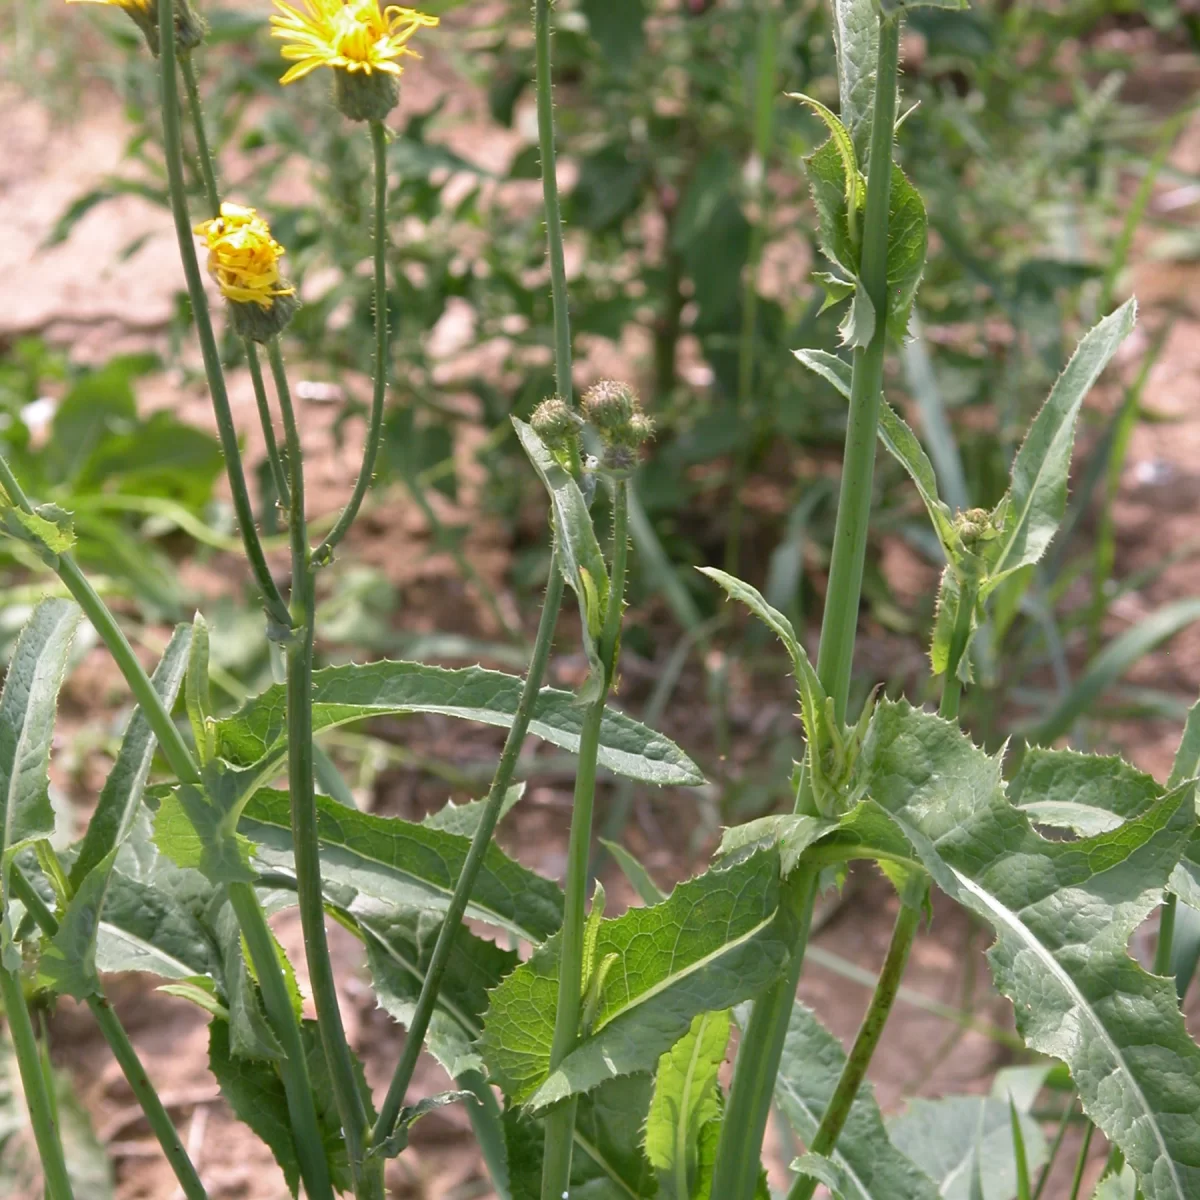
(986, 299, 1137, 588)
(854, 700, 1200, 1200)
(481, 849, 791, 1108)
(215, 660, 703, 791)
(40, 849, 119, 998)
(513, 417, 610, 699)
(774, 1000, 939, 1200)
(0, 598, 79, 964)
(70, 625, 190, 890)
(888, 1094, 1046, 1200)
(830, 0, 880, 163)
(239, 788, 563, 943)
(644, 1009, 731, 1199)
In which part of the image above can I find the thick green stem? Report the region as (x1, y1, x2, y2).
(316, 122, 389, 564)
(534, 0, 573, 400)
(710, 18, 901, 1197)
(10, 870, 209, 1200)
(268, 339, 376, 1195)
(180, 52, 219, 218)
(0, 967, 75, 1200)
(786, 895, 923, 1200)
(709, 868, 819, 1199)
(373, 567, 566, 1143)
(227, 882, 334, 1200)
(541, 483, 630, 1200)
(156, 0, 290, 631)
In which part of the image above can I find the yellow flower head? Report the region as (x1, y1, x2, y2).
(66, 0, 204, 54)
(270, 0, 438, 84)
(194, 204, 295, 311)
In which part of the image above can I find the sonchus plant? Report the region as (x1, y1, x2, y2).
(3, 2, 1200, 1200)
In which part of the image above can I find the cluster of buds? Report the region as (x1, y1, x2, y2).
(67, 0, 205, 56)
(580, 380, 654, 478)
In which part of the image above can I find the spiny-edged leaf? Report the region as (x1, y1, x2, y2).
(359, 902, 517, 1079)
(774, 1000, 939, 1200)
(885, 164, 928, 340)
(717, 814, 836, 876)
(857, 700, 1200, 1200)
(0, 598, 79, 965)
(481, 849, 790, 1108)
(600, 838, 666, 905)
(792, 1153, 852, 1199)
(1168, 699, 1200, 788)
(39, 849, 118, 998)
(806, 136, 861, 281)
(830, 0, 880, 163)
(70, 625, 190, 891)
(186, 612, 214, 765)
(215, 899, 287, 1061)
(815, 270, 857, 312)
(841, 277, 878, 348)
(505, 1075, 658, 1199)
(645, 1009, 730, 1198)
(789, 93, 861, 213)
(888, 1095, 1046, 1200)
(208, 1018, 364, 1196)
(239, 788, 563, 942)
(421, 784, 523, 838)
(152, 784, 255, 884)
(987, 299, 1137, 586)
(930, 568, 972, 679)
(368, 1090, 470, 1160)
(1008, 748, 1162, 837)
(215, 659, 703, 789)
(1092, 1166, 1140, 1200)
(794, 351, 961, 560)
(1, 504, 76, 556)
(513, 417, 609, 697)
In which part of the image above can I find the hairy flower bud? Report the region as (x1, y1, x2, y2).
(530, 396, 580, 451)
(581, 379, 638, 434)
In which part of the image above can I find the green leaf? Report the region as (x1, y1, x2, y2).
(888, 1095, 1046, 1200)
(239, 788, 563, 942)
(1008, 1096, 1032, 1200)
(215, 659, 704, 790)
(794, 351, 961, 561)
(208, 1018, 363, 1196)
(359, 902, 518, 1079)
(717, 814, 836, 876)
(599, 837, 666, 905)
(880, 0, 969, 12)
(152, 784, 256, 884)
(368, 1090, 470, 1160)
(775, 1000, 939, 1200)
(644, 1009, 731, 1199)
(1029, 598, 1200, 745)
(1169, 699, 1200, 788)
(0, 598, 79, 965)
(39, 849, 118, 998)
(513, 417, 609, 698)
(806, 137, 861, 282)
(885, 164, 929, 340)
(481, 850, 791, 1109)
(1092, 1168, 1139, 1200)
(0, 504, 76, 558)
(186, 612, 215, 765)
(987, 299, 1137, 587)
(856, 700, 1200, 1200)
(70, 625, 190, 891)
(791, 1153, 852, 1199)
(831, 0, 881, 163)
(422, 784, 523, 838)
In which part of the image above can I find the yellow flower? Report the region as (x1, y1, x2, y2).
(66, 0, 152, 14)
(193, 204, 295, 310)
(270, 0, 438, 84)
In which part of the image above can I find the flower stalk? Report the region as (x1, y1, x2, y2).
(710, 14, 902, 1197)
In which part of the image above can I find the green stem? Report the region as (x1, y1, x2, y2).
(786, 896, 922, 1200)
(0, 967, 75, 1200)
(0, 449, 200, 787)
(373, 567, 566, 1144)
(534, 0, 572, 400)
(316, 122, 389, 564)
(939, 584, 975, 721)
(227, 882, 335, 1200)
(1155, 892, 1177, 979)
(10, 870, 209, 1200)
(180, 52, 219, 218)
(246, 343, 291, 511)
(156, 0, 290, 632)
(1067, 1120, 1096, 1200)
(709, 868, 819, 1199)
(268, 338, 375, 1195)
(710, 18, 901, 1197)
(541, 483, 630, 1200)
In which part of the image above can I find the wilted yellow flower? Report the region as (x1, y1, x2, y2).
(66, 0, 204, 54)
(270, 0, 438, 84)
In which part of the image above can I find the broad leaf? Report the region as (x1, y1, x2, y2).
(239, 788, 563, 942)
(215, 660, 703, 790)
(644, 1009, 731, 1199)
(888, 1096, 1046, 1200)
(855, 700, 1200, 1200)
(987, 299, 1137, 586)
(775, 1001, 939, 1200)
(0, 599, 79, 964)
(70, 625, 190, 890)
(481, 850, 791, 1109)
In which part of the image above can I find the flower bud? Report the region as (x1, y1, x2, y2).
(333, 69, 401, 122)
(530, 396, 580, 452)
(581, 380, 638, 434)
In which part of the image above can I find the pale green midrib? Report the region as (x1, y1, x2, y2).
(573, 1130, 640, 1200)
(675, 1012, 712, 1198)
(1015, 799, 1123, 832)
(950, 867, 1182, 1198)
(97, 921, 199, 979)
(243, 817, 545, 944)
(591, 910, 775, 1039)
(775, 1075, 872, 1198)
